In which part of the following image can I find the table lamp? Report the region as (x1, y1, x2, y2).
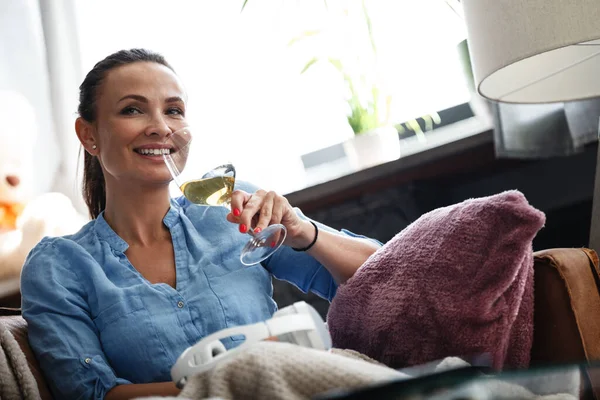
(461, 0, 600, 250)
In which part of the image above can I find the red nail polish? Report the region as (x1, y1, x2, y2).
(233, 208, 241, 217)
(254, 227, 262, 234)
(239, 224, 248, 233)
(270, 241, 276, 248)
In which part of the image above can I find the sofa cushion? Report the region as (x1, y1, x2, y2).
(327, 190, 545, 370)
(531, 248, 600, 400)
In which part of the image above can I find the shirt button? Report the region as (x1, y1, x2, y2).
(177, 301, 184, 308)
(84, 358, 91, 364)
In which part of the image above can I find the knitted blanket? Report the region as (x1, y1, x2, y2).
(136, 341, 579, 400)
(139, 342, 405, 400)
(0, 321, 40, 400)
(0, 329, 579, 400)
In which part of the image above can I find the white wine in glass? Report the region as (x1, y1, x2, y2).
(162, 127, 286, 266)
(180, 175, 235, 207)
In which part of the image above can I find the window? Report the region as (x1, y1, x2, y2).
(74, 0, 472, 195)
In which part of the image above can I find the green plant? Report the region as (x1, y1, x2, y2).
(289, 0, 393, 135)
(303, 56, 393, 136)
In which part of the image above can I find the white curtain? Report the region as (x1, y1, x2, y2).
(0, 0, 85, 213)
(38, 0, 86, 214)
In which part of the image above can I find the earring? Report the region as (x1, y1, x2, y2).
(92, 144, 97, 150)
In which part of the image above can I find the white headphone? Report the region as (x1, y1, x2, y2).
(171, 301, 331, 388)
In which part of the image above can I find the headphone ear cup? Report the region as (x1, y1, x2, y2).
(273, 301, 331, 350)
(298, 302, 332, 350)
(272, 304, 299, 344)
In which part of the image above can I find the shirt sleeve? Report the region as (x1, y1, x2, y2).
(20, 238, 131, 400)
(262, 207, 382, 301)
(234, 180, 382, 302)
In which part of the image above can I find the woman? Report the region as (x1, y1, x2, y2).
(20, 48, 380, 400)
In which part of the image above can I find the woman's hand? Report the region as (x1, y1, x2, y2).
(226, 189, 314, 249)
(227, 189, 380, 283)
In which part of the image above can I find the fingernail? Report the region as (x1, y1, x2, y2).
(270, 241, 276, 248)
(239, 224, 248, 233)
(254, 227, 262, 234)
(233, 208, 241, 217)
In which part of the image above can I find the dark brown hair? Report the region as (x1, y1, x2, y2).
(78, 48, 174, 219)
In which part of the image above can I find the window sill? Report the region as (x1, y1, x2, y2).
(285, 116, 494, 207)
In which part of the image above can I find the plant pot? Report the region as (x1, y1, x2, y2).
(343, 126, 400, 170)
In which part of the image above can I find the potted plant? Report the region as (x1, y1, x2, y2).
(288, 1, 443, 167)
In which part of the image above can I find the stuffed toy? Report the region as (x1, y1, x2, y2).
(0, 90, 87, 281)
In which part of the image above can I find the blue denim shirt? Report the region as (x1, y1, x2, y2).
(20, 182, 375, 400)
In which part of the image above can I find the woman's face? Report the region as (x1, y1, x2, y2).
(92, 61, 188, 186)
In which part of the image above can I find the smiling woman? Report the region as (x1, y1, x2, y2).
(74, 51, 184, 219)
(77, 60, 187, 201)
(19, 48, 382, 400)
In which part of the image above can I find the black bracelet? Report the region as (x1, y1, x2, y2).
(292, 221, 319, 252)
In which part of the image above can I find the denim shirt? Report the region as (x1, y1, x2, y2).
(20, 183, 376, 400)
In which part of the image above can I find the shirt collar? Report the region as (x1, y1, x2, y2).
(93, 199, 182, 252)
(163, 199, 181, 228)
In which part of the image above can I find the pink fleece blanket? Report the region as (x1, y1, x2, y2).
(327, 190, 546, 370)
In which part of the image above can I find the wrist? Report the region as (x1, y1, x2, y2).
(291, 220, 318, 252)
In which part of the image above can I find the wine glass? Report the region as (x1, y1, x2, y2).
(162, 127, 286, 266)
